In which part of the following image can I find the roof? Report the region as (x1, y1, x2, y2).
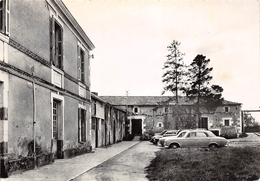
(91, 93, 127, 113)
(53, 0, 95, 50)
(99, 96, 242, 106)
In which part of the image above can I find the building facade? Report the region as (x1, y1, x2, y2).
(0, 0, 95, 177)
(100, 96, 242, 136)
(91, 93, 127, 148)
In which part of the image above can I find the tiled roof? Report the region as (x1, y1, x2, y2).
(99, 96, 241, 106)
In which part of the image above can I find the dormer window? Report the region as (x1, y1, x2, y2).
(224, 107, 229, 113)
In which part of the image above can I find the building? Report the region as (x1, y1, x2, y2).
(100, 96, 242, 136)
(91, 93, 127, 148)
(0, 0, 95, 177)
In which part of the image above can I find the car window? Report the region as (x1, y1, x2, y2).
(197, 132, 208, 137)
(186, 132, 196, 138)
(177, 131, 186, 137)
(206, 131, 216, 137)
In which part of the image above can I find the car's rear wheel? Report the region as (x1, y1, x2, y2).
(209, 143, 218, 148)
(169, 143, 179, 149)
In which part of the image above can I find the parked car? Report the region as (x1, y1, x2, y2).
(164, 129, 228, 149)
(158, 130, 187, 147)
(150, 130, 179, 145)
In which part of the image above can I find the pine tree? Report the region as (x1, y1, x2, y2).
(162, 40, 186, 102)
(185, 54, 223, 127)
(162, 40, 186, 129)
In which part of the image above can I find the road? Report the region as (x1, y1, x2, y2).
(72, 133, 260, 181)
(72, 141, 161, 181)
(228, 133, 260, 147)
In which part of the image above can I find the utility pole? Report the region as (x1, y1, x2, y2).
(31, 66, 36, 168)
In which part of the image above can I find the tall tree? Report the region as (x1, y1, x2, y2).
(162, 40, 186, 129)
(185, 54, 223, 127)
(162, 40, 186, 102)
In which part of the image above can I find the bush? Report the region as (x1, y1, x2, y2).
(220, 126, 238, 139)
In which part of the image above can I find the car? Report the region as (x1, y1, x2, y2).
(164, 129, 228, 149)
(150, 130, 179, 145)
(158, 130, 187, 147)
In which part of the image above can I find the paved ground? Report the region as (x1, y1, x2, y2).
(3, 133, 260, 181)
(4, 141, 140, 181)
(228, 133, 260, 147)
(73, 141, 160, 181)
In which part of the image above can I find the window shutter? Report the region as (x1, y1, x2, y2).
(58, 26, 63, 69)
(50, 15, 55, 65)
(77, 45, 81, 80)
(3, 0, 9, 35)
(78, 108, 81, 142)
(85, 50, 89, 84)
(0, 1, 4, 33)
(81, 50, 85, 83)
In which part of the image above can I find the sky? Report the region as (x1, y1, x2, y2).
(63, 0, 260, 120)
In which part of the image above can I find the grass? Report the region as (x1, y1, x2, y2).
(146, 147, 260, 181)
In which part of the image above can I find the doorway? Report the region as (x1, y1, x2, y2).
(199, 117, 208, 129)
(52, 99, 63, 158)
(131, 119, 142, 135)
(95, 118, 99, 148)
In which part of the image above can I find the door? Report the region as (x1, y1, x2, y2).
(52, 100, 59, 158)
(199, 117, 208, 129)
(132, 119, 142, 135)
(113, 120, 116, 144)
(95, 118, 99, 147)
(197, 132, 210, 147)
(183, 131, 197, 147)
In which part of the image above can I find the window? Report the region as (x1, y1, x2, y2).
(77, 45, 86, 83)
(134, 107, 138, 113)
(178, 131, 186, 137)
(53, 100, 58, 139)
(224, 107, 229, 113)
(224, 119, 230, 126)
(92, 117, 96, 130)
(93, 102, 96, 116)
(187, 132, 196, 138)
(197, 132, 207, 137)
(50, 16, 63, 69)
(78, 108, 86, 142)
(0, 0, 9, 35)
(158, 123, 162, 127)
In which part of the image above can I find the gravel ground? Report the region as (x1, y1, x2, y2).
(228, 133, 260, 147)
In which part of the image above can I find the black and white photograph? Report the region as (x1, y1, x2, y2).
(0, 0, 260, 180)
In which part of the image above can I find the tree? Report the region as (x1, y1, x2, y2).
(185, 54, 223, 127)
(161, 40, 186, 129)
(244, 112, 257, 127)
(162, 40, 186, 102)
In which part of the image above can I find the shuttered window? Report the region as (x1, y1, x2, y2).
(77, 45, 86, 83)
(78, 108, 86, 142)
(50, 16, 63, 69)
(0, 0, 9, 35)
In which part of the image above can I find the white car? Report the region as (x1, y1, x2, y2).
(164, 129, 228, 149)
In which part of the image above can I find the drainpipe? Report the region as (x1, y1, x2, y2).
(31, 67, 36, 168)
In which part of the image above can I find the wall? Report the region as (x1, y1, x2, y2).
(125, 104, 241, 134)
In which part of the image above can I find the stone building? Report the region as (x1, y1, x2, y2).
(100, 96, 242, 136)
(0, 0, 95, 177)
